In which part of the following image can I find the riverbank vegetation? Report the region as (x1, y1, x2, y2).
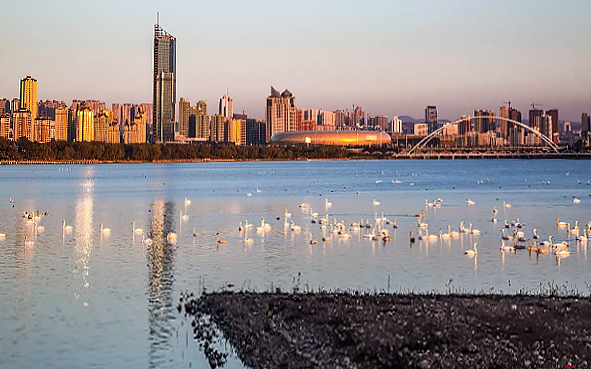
(0, 137, 351, 162)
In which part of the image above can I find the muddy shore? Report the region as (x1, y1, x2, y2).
(182, 291, 591, 369)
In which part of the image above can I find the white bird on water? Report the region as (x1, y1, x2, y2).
(100, 223, 111, 234)
(62, 220, 73, 232)
(372, 199, 380, 206)
(465, 243, 477, 256)
(132, 222, 143, 234)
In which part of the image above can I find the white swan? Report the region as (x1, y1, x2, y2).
(166, 232, 177, 242)
(132, 221, 143, 234)
(465, 243, 477, 256)
(309, 234, 318, 245)
(180, 210, 189, 221)
(100, 223, 111, 234)
(503, 201, 512, 208)
(500, 240, 515, 252)
(372, 199, 380, 206)
(469, 223, 480, 235)
(192, 228, 200, 237)
(284, 209, 292, 218)
(555, 250, 570, 257)
(62, 220, 73, 232)
(184, 197, 191, 206)
(556, 218, 568, 227)
(572, 197, 581, 204)
(465, 199, 475, 206)
(325, 198, 332, 208)
(440, 226, 451, 239)
(141, 232, 153, 245)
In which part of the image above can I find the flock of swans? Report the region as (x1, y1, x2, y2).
(3, 187, 589, 271)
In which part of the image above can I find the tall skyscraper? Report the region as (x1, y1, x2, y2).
(153, 19, 176, 143)
(20, 76, 37, 120)
(425, 106, 437, 134)
(266, 86, 297, 143)
(219, 92, 233, 119)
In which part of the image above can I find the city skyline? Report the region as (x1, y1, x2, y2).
(1, 1, 590, 121)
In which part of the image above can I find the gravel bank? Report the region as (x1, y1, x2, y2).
(182, 292, 591, 369)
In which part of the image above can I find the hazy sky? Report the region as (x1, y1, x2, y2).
(1, 0, 590, 121)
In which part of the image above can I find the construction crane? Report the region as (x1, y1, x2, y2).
(531, 102, 543, 110)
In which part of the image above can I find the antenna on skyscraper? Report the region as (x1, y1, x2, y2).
(157, 12, 159, 26)
(503, 100, 512, 110)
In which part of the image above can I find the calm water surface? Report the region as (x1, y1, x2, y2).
(1, 160, 590, 368)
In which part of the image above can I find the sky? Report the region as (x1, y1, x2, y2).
(1, 0, 590, 121)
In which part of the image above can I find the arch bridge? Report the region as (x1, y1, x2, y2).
(407, 116, 559, 154)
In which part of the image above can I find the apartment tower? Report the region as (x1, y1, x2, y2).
(20, 76, 37, 120)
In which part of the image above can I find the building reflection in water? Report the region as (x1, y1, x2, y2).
(146, 200, 177, 368)
(74, 167, 94, 302)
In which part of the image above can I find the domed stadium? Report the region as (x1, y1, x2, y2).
(270, 131, 391, 147)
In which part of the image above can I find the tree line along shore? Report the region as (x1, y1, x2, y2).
(1, 137, 590, 164)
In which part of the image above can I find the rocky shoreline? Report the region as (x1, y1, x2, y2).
(181, 291, 591, 369)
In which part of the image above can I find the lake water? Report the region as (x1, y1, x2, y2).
(1, 159, 590, 368)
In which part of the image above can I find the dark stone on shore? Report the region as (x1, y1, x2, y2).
(182, 292, 591, 369)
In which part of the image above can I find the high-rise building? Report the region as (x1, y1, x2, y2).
(11, 98, 20, 113)
(124, 108, 147, 144)
(353, 106, 365, 127)
(153, 20, 176, 143)
(529, 108, 544, 131)
(0, 99, 10, 115)
(545, 109, 559, 143)
(228, 119, 242, 145)
(541, 114, 553, 142)
(210, 114, 226, 142)
(375, 115, 389, 131)
(76, 106, 94, 142)
(0, 114, 10, 139)
(188, 100, 209, 139)
(55, 107, 70, 141)
(582, 113, 590, 134)
(94, 109, 113, 142)
(178, 97, 191, 138)
(13, 109, 33, 141)
(219, 93, 233, 119)
(20, 76, 37, 120)
(34, 118, 53, 143)
(473, 110, 495, 133)
(391, 116, 402, 135)
(266, 86, 297, 143)
(246, 119, 266, 146)
(425, 106, 437, 134)
(318, 110, 335, 127)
